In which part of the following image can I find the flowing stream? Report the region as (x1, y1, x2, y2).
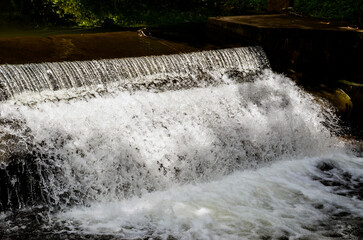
(0, 47, 362, 240)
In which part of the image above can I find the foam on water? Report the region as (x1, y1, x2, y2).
(0, 47, 361, 239)
(56, 153, 363, 240)
(0, 70, 342, 205)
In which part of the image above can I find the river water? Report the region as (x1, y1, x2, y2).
(0, 47, 362, 240)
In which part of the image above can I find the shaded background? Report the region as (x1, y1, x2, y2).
(0, 0, 361, 28)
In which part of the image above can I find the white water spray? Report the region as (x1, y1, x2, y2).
(0, 47, 361, 240)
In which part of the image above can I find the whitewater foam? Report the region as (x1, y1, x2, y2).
(0, 47, 361, 240)
(56, 153, 363, 240)
(0, 70, 342, 206)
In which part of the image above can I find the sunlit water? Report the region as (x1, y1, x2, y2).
(0, 48, 362, 240)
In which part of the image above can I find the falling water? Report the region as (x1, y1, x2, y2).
(0, 47, 362, 240)
(0, 47, 269, 102)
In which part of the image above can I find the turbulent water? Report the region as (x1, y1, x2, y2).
(0, 47, 362, 240)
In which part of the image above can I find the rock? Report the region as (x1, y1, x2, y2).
(338, 80, 363, 120)
(316, 87, 353, 118)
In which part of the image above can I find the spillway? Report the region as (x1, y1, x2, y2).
(0, 47, 362, 240)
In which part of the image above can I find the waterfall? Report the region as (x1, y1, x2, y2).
(0, 47, 269, 102)
(0, 46, 362, 240)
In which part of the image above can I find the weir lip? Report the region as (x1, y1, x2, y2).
(0, 46, 270, 103)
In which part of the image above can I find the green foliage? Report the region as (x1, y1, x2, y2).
(0, 0, 71, 26)
(3, 0, 361, 28)
(46, 0, 219, 26)
(222, 0, 267, 14)
(0, 0, 268, 27)
(293, 0, 363, 26)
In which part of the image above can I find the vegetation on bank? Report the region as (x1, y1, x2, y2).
(0, 0, 266, 27)
(0, 0, 361, 28)
(293, 0, 363, 27)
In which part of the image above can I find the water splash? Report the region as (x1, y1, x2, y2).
(0, 47, 360, 240)
(56, 154, 363, 240)
(0, 70, 341, 208)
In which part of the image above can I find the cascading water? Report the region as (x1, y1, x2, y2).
(0, 47, 269, 103)
(0, 47, 362, 240)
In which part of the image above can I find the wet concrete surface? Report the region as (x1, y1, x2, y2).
(0, 23, 252, 64)
(0, 31, 196, 64)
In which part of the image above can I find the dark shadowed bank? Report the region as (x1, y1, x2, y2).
(0, 0, 362, 28)
(0, 0, 266, 28)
